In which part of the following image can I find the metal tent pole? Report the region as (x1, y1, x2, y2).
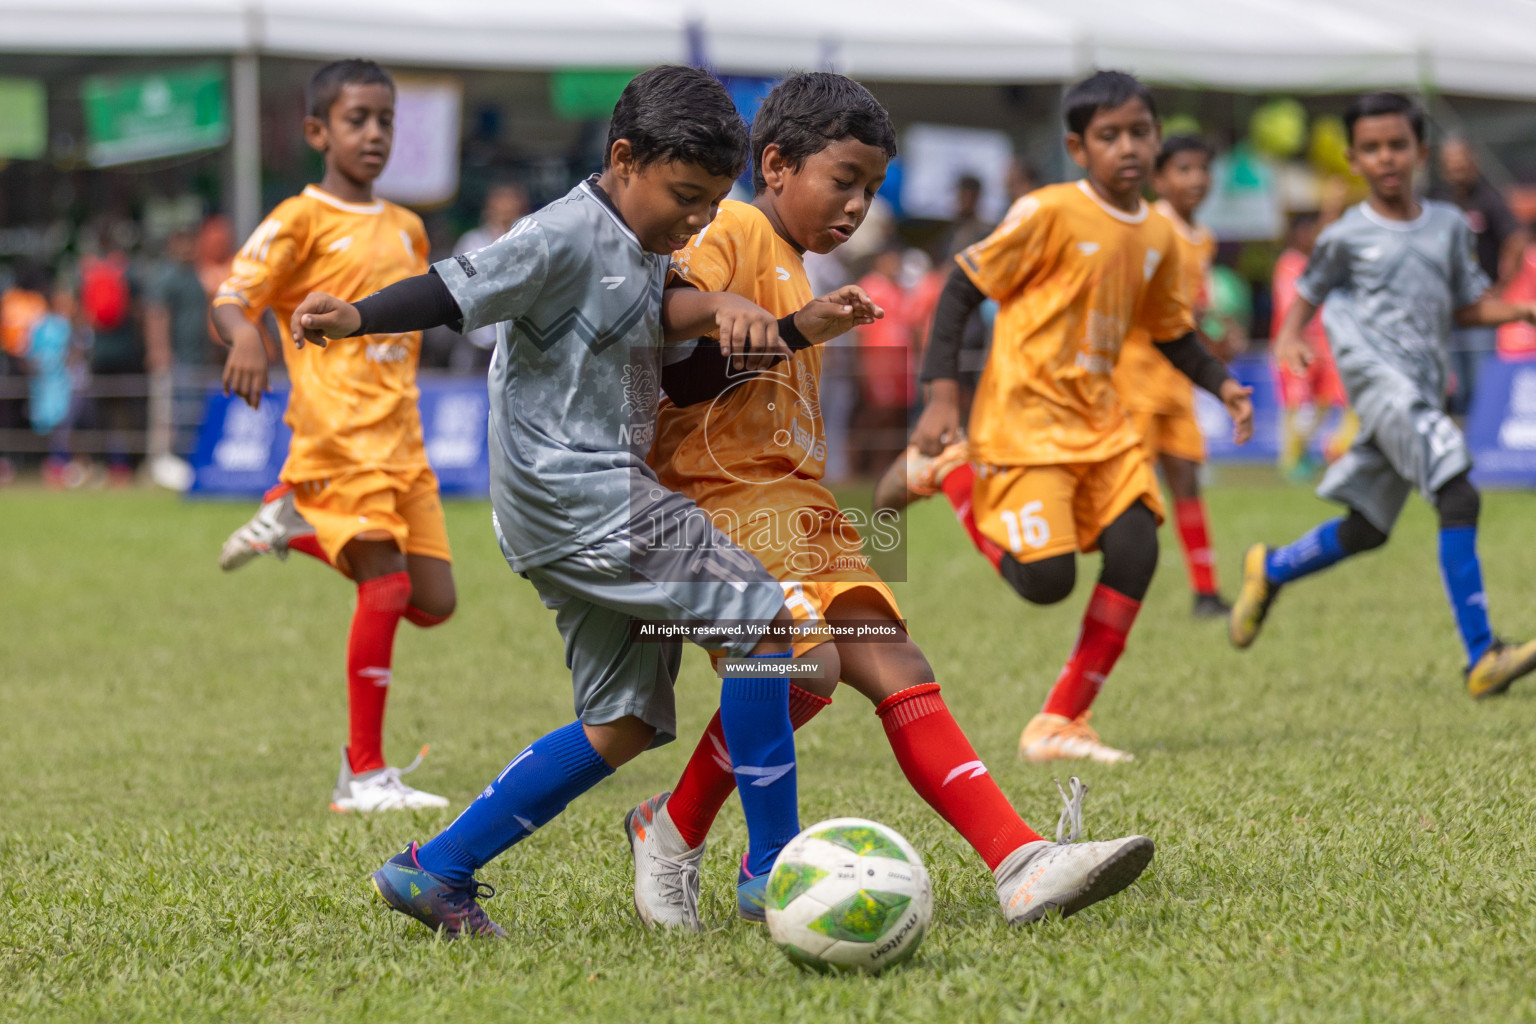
(230, 48, 261, 239)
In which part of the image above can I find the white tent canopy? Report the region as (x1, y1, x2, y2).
(4, 0, 1536, 98)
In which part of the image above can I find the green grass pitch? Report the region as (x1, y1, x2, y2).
(4, 473, 1536, 1022)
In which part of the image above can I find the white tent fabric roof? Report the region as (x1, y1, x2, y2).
(3, 0, 1535, 97)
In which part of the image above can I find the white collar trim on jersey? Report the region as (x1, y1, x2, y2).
(1154, 198, 1210, 246)
(302, 185, 384, 215)
(1358, 199, 1432, 232)
(578, 177, 643, 251)
(1077, 179, 1148, 224)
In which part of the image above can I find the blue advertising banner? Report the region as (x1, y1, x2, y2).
(190, 357, 1536, 498)
(1466, 355, 1536, 488)
(190, 378, 490, 497)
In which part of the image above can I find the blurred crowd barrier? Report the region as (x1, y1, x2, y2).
(4, 351, 1534, 496)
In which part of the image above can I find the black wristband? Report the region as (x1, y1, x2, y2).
(778, 313, 812, 351)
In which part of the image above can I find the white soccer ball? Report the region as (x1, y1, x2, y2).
(764, 818, 933, 974)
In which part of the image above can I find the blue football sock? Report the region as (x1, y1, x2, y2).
(1265, 519, 1348, 586)
(416, 721, 613, 884)
(719, 653, 799, 878)
(1439, 525, 1493, 667)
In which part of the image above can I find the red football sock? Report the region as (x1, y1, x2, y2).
(1175, 496, 1219, 595)
(877, 683, 1042, 870)
(1041, 584, 1142, 721)
(940, 464, 1004, 570)
(346, 572, 412, 774)
(262, 481, 292, 504)
(667, 683, 830, 849)
(286, 533, 331, 566)
(403, 606, 451, 628)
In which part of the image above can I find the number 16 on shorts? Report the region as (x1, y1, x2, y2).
(999, 501, 1051, 553)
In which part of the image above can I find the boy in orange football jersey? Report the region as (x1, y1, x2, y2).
(212, 60, 455, 812)
(909, 71, 1253, 764)
(623, 73, 1155, 933)
(1112, 135, 1231, 618)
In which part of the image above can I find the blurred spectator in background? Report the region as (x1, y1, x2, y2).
(944, 174, 991, 257)
(144, 227, 209, 490)
(29, 276, 91, 488)
(1497, 244, 1536, 358)
(805, 247, 858, 483)
(941, 174, 996, 400)
(81, 223, 144, 485)
(452, 182, 530, 370)
(1005, 153, 1040, 203)
(1272, 212, 1357, 481)
(852, 244, 916, 477)
(0, 262, 52, 486)
(1435, 138, 1529, 416)
(195, 215, 236, 300)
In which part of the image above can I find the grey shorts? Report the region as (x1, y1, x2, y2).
(1318, 393, 1472, 533)
(513, 490, 785, 746)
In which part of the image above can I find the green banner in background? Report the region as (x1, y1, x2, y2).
(550, 69, 638, 121)
(82, 62, 229, 167)
(0, 77, 47, 160)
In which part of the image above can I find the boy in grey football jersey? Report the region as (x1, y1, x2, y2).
(292, 66, 823, 936)
(1229, 92, 1536, 699)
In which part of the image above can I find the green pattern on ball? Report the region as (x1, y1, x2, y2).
(806, 890, 912, 943)
(808, 825, 908, 861)
(767, 863, 828, 911)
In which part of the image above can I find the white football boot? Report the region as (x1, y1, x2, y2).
(330, 746, 450, 813)
(625, 792, 704, 931)
(994, 777, 1154, 925)
(219, 486, 316, 571)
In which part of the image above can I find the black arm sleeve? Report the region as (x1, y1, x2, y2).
(920, 266, 987, 383)
(349, 267, 465, 337)
(659, 314, 810, 408)
(1154, 331, 1232, 397)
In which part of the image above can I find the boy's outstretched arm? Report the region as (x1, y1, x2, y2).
(661, 287, 790, 370)
(911, 266, 987, 455)
(1454, 294, 1536, 328)
(214, 303, 270, 410)
(1272, 294, 1320, 375)
(793, 285, 883, 345)
(291, 269, 464, 347)
(1153, 331, 1253, 444)
(657, 286, 882, 407)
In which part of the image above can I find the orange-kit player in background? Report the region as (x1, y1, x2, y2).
(891, 71, 1253, 763)
(212, 59, 455, 813)
(1113, 135, 1235, 619)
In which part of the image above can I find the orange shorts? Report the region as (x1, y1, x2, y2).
(1131, 407, 1206, 464)
(780, 579, 905, 659)
(972, 447, 1163, 564)
(291, 465, 452, 566)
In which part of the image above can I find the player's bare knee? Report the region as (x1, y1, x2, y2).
(1434, 472, 1480, 530)
(1160, 455, 1200, 500)
(583, 717, 655, 769)
(837, 636, 932, 705)
(1000, 553, 1076, 605)
(409, 588, 456, 621)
